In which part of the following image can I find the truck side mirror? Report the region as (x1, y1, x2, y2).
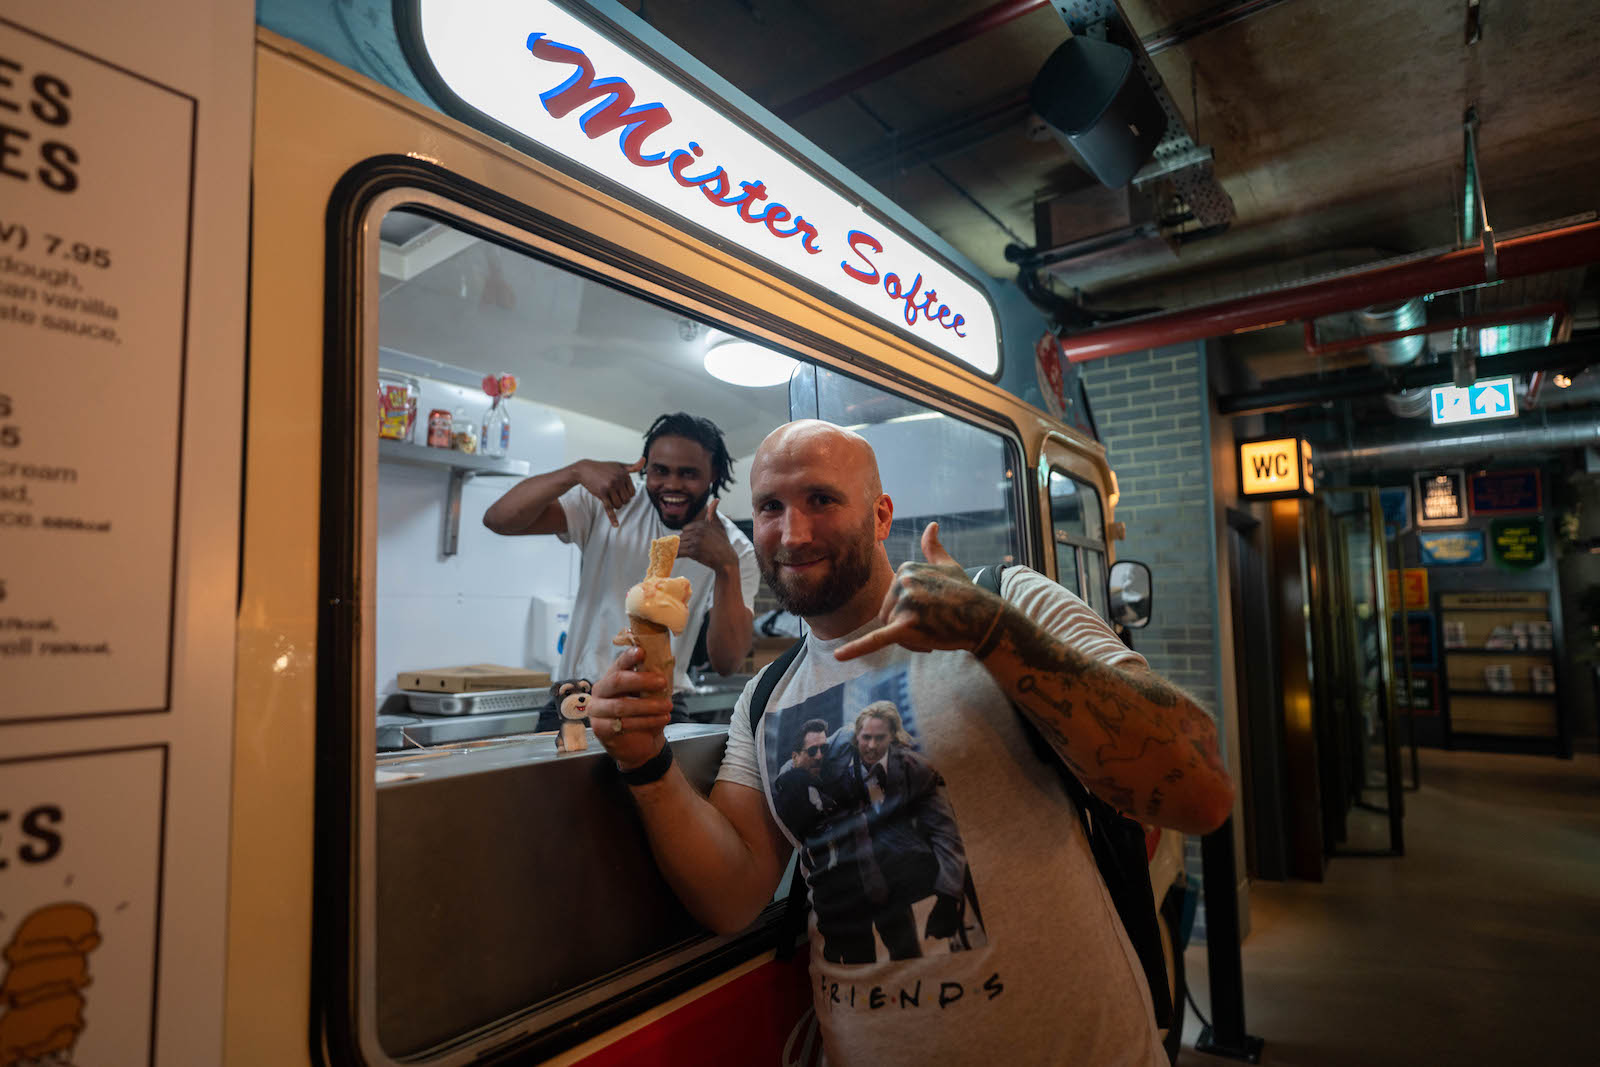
(1108, 560, 1153, 629)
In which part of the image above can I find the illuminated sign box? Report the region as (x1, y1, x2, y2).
(1415, 469, 1467, 526)
(396, 0, 1001, 377)
(1238, 437, 1315, 499)
(1430, 375, 1517, 426)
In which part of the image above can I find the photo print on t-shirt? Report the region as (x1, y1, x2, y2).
(764, 665, 988, 966)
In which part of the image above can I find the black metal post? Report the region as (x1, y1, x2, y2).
(1195, 817, 1265, 1062)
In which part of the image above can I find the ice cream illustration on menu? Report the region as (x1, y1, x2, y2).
(0, 903, 102, 1067)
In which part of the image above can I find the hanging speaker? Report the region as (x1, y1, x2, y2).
(1031, 36, 1168, 188)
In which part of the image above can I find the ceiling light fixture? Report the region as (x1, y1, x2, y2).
(702, 339, 798, 388)
(1553, 373, 1573, 389)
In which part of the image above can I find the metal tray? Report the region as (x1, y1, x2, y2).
(406, 687, 545, 717)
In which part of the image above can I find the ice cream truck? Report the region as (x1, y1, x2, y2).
(0, 1, 1187, 1063)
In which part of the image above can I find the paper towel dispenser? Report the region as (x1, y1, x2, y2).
(529, 595, 574, 674)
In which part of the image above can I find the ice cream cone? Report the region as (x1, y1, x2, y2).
(628, 615, 675, 700)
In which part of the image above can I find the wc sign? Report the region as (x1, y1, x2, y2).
(1238, 437, 1315, 499)
(1430, 376, 1517, 426)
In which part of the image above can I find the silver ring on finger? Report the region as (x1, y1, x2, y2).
(612, 716, 624, 735)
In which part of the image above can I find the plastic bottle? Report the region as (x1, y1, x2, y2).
(481, 396, 511, 457)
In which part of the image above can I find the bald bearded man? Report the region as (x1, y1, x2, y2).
(588, 420, 1233, 1066)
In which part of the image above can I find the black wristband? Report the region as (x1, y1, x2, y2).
(618, 741, 673, 786)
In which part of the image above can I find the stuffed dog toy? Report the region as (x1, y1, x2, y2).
(552, 678, 592, 752)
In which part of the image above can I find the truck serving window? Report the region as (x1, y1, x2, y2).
(345, 200, 1028, 1063)
(1047, 469, 1109, 617)
(791, 363, 1024, 571)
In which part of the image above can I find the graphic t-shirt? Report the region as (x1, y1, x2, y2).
(558, 485, 758, 692)
(718, 567, 1166, 1066)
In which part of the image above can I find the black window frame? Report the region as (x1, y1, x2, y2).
(317, 155, 1040, 1065)
(1046, 467, 1111, 620)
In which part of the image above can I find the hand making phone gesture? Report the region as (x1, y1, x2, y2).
(573, 455, 647, 527)
(834, 522, 1010, 662)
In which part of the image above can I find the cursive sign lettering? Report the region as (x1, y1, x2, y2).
(526, 33, 970, 334)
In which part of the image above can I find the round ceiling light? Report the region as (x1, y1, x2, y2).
(702, 339, 799, 388)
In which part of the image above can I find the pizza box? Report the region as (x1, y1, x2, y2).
(397, 664, 551, 693)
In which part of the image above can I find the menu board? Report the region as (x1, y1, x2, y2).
(1, 6, 250, 1064)
(0, 746, 166, 1064)
(0, 21, 194, 721)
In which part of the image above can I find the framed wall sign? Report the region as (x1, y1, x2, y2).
(1379, 486, 1412, 540)
(1415, 469, 1468, 526)
(1385, 568, 1430, 611)
(1394, 671, 1438, 714)
(1396, 611, 1437, 667)
(1469, 469, 1542, 514)
(1490, 519, 1545, 569)
(1418, 529, 1486, 565)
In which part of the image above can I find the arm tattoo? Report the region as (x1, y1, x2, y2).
(980, 601, 1227, 823)
(1079, 774, 1136, 815)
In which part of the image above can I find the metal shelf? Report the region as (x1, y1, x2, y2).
(377, 439, 530, 557)
(378, 438, 529, 477)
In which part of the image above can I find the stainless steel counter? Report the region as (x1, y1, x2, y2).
(376, 674, 751, 751)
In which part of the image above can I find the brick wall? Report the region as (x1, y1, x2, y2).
(1081, 344, 1223, 941)
(1081, 346, 1218, 709)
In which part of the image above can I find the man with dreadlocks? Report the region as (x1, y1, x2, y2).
(485, 412, 759, 718)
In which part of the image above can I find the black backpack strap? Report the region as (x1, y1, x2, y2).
(750, 638, 805, 731)
(968, 561, 1173, 1029)
(747, 639, 809, 959)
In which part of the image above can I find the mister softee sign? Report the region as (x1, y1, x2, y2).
(400, 0, 1000, 375)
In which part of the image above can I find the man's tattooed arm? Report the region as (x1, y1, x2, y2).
(979, 604, 1234, 835)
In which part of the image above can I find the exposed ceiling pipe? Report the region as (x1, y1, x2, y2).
(1140, 0, 1301, 54)
(1057, 219, 1600, 362)
(774, 0, 1050, 120)
(776, 0, 1299, 122)
(1353, 299, 1432, 418)
(1455, 105, 1493, 387)
(1301, 300, 1567, 357)
(1319, 407, 1600, 469)
(1217, 335, 1599, 415)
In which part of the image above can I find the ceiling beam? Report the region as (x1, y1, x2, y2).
(773, 0, 1051, 120)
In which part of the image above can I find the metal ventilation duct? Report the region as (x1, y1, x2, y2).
(1358, 298, 1428, 367)
(1354, 298, 1434, 418)
(1320, 407, 1600, 469)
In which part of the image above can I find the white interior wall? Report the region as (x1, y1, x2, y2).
(722, 418, 1012, 524)
(374, 382, 641, 698)
(857, 418, 1011, 519)
(722, 449, 759, 521)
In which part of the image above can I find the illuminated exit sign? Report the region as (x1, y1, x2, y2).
(1430, 376, 1517, 426)
(1238, 437, 1315, 498)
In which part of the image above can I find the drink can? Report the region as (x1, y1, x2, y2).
(427, 409, 453, 448)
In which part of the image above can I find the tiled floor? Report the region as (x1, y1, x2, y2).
(1179, 748, 1600, 1066)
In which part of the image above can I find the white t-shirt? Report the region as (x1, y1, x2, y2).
(557, 485, 759, 692)
(717, 566, 1165, 1067)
